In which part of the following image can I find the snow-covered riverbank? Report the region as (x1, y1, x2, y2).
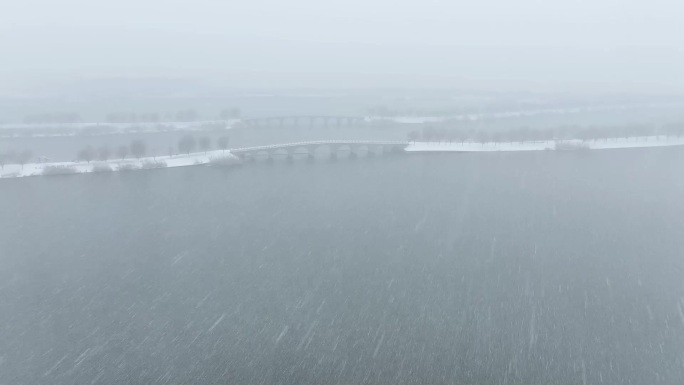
(3, 135, 684, 179)
(405, 136, 684, 152)
(0, 150, 240, 179)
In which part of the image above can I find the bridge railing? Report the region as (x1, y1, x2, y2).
(229, 140, 409, 153)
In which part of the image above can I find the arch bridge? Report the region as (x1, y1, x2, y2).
(230, 140, 408, 161)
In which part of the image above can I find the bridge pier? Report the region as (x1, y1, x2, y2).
(265, 151, 274, 164)
(231, 141, 406, 165)
(304, 146, 316, 162)
(388, 145, 404, 155)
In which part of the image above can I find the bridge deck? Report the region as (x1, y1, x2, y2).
(230, 140, 408, 153)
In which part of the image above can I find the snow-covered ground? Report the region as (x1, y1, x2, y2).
(405, 136, 684, 152)
(0, 150, 240, 179)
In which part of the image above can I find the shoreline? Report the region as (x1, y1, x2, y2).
(405, 136, 684, 152)
(0, 150, 240, 179)
(2, 135, 684, 179)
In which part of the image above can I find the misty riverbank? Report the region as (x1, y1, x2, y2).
(3, 135, 684, 179)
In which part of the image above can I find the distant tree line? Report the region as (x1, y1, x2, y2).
(407, 123, 684, 144)
(104, 108, 241, 124)
(20, 107, 242, 125)
(75, 140, 147, 163)
(368, 105, 532, 118)
(177, 135, 230, 154)
(106, 112, 161, 123)
(0, 150, 33, 169)
(23, 113, 80, 124)
(70, 134, 231, 164)
(367, 103, 654, 118)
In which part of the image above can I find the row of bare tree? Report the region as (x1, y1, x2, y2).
(22, 108, 242, 125)
(0, 150, 33, 169)
(74, 135, 231, 163)
(177, 135, 230, 154)
(77, 140, 148, 163)
(104, 108, 241, 123)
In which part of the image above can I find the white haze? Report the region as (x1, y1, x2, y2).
(1, 0, 683, 93)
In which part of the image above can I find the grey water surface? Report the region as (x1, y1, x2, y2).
(1, 149, 684, 384)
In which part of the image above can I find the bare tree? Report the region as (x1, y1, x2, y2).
(422, 126, 436, 142)
(445, 130, 459, 143)
(475, 131, 490, 145)
(116, 145, 129, 160)
(665, 123, 684, 138)
(217, 136, 230, 152)
(199, 136, 211, 154)
(577, 129, 595, 143)
(3, 150, 17, 167)
(97, 146, 112, 161)
(77, 146, 96, 163)
(453, 130, 468, 144)
(433, 128, 447, 143)
(407, 130, 420, 143)
(17, 150, 33, 169)
(178, 135, 197, 154)
(130, 140, 147, 159)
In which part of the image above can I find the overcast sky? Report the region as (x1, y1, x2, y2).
(1, 0, 683, 93)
